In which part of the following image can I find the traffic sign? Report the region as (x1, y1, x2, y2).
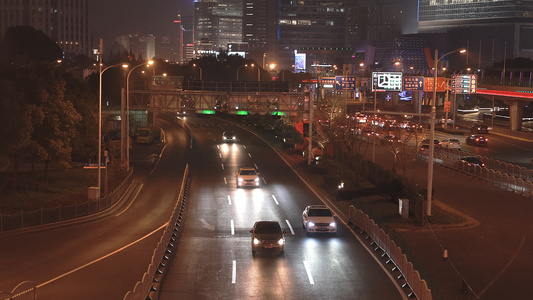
(321, 77, 336, 89)
(451, 74, 477, 94)
(424, 77, 447, 92)
(372, 72, 402, 92)
(335, 76, 357, 91)
(403, 76, 424, 91)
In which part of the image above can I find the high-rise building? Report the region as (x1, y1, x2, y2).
(194, 0, 243, 54)
(241, 0, 277, 67)
(418, 0, 533, 68)
(0, 0, 91, 58)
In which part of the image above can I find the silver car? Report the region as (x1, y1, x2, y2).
(302, 205, 337, 235)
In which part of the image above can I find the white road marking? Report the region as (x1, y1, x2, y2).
(221, 163, 225, 170)
(36, 223, 167, 288)
(230, 220, 235, 235)
(303, 261, 315, 284)
(243, 145, 247, 149)
(219, 153, 222, 158)
(248, 153, 252, 158)
(200, 219, 215, 231)
(261, 177, 267, 185)
(285, 219, 295, 235)
(232, 260, 237, 284)
(254, 163, 258, 169)
(217, 145, 220, 149)
(224, 177, 227, 185)
(272, 195, 279, 205)
(228, 195, 232, 206)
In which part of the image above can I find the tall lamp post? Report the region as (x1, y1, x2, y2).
(372, 61, 400, 163)
(98, 62, 129, 199)
(236, 64, 248, 81)
(427, 48, 466, 216)
(193, 63, 203, 80)
(251, 63, 260, 81)
(126, 60, 154, 168)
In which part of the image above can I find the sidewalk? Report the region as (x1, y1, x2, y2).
(271, 135, 533, 300)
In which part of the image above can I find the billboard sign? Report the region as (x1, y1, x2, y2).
(372, 72, 402, 92)
(294, 52, 306, 73)
(335, 76, 357, 91)
(424, 77, 447, 92)
(451, 74, 477, 94)
(403, 76, 424, 91)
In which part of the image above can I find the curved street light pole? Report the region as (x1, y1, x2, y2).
(236, 64, 248, 81)
(193, 63, 203, 80)
(98, 62, 129, 199)
(126, 61, 154, 169)
(427, 48, 466, 216)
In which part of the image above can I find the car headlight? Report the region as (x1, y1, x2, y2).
(255, 177, 260, 182)
(308, 221, 315, 228)
(277, 238, 284, 245)
(253, 238, 260, 245)
(330, 222, 336, 227)
(238, 177, 243, 182)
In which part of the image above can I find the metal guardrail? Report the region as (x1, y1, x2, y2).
(348, 206, 432, 300)
(421, 149, 533, 198)
(123, 164, 190, 300)
(0, 170, 134, 232)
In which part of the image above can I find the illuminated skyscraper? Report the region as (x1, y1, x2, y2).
(418, 0, 533, 67)
(0, 0, 91, 57)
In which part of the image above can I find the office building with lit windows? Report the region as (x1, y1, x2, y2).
(194, 0, 243, 54)
(0, 0, 91, 57)
(418, 0, 533, 68)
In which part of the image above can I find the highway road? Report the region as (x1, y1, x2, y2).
(0, 118, 188, 299)
(158, 115, 405, 299)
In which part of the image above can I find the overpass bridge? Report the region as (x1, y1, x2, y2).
(128, 78, 307, 116)
(126, 76, 532, 130)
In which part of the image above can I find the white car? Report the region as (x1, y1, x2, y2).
(222, 131, 236, 142)
(441, 138, 461, 149)
(302, 205, 337, 234)
(236, 167, 260, 188)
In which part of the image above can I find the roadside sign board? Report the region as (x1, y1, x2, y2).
(83, 163, 106, 169)
(321, 77, 336, 89)
(424, 77, 447, 92)
(451, 74, 477, 94)
(372, 72, 402, 92)
(335, 76, 357, 91)
(403, 76, 424, 91)
(444, 101, 451, 112)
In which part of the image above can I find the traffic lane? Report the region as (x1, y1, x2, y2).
(159, 118, 403, 299)
(0, 119, 188, 297)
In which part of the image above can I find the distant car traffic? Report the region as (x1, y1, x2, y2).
(466, 134, 488, 146)
(222, 131, 236, 142)
(441, 138, 461, 149)
(471, 124, 489, 134)
(302, 205, 337, 235)
(460, 156, 485, 167)
(236, 167, 260, 188)
(250, 221, 286, 254)
(420, 139, 440, 151)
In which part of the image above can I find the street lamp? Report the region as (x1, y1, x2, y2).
(251, 63, 260, 81)
(236, 64, 248, 81)
(98, 62, 129, 199)
(427, 48, 466, 216)
(193, 63, 202, 80)
(126, 60, 154, 168)
(372, 61, 400, 163)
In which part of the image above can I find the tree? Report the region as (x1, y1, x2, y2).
(2, 26, 63, 66)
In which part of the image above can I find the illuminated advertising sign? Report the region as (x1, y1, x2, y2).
(372, 72, 402, 92)
(335, 76, 357, 91)
(294, 52, 306, 73)
(451, 74, 477, 94)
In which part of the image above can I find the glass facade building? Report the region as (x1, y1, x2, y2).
(194, 0, 243, 53)
(0, 0, 91, 57)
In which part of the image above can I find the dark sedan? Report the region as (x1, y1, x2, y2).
(466, 134, 488, 146)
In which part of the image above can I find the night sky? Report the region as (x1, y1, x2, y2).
(90, 0, 417, 49)
(90, 0, 194, 48)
